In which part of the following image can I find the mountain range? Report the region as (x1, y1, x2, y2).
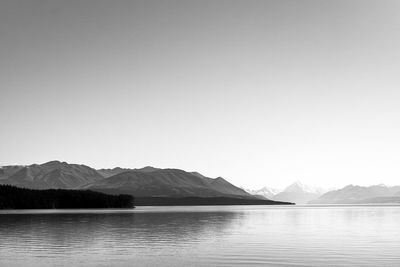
(84, 168, 252, 198)
(309, 184, 400, 204)
(245, 182, 400, 204)
(3, 161, 399, 205)
(245, 181, 328, 204)
(244, 187, 280, 199)
(0, 161, 290, 205)
(0, 161, 103, 189)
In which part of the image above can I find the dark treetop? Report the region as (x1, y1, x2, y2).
(0, 185, 134, 209)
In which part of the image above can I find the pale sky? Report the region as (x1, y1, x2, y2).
(1, 0, 400, 189)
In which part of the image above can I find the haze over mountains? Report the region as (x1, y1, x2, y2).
(245, 181, 328, 204)
(245, 182, 400, 204)
(310, 184, 400, 204)
(245, 187, 280, 200)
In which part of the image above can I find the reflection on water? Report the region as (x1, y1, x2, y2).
(1, 206, 400, 266)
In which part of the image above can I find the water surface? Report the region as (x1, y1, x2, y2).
(1, 205, 399, 266)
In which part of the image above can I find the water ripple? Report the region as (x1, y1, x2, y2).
(0, 205, 400, 266)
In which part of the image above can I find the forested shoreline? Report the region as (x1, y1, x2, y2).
(0, 185, 134, 209)
(134, 196, 293, 206)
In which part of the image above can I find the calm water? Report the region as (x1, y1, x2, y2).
(1, 205, 400, 267)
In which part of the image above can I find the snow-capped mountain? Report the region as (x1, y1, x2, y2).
(282, 181, 327, 195)
(273, 181, 326, 204)
(245, 181, 330, 204)
(244, 186, 280, 199)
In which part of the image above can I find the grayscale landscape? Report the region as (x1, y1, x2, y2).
(1, 0, 400, 266)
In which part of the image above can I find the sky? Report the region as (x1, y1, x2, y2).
(1, 0, 400, 189)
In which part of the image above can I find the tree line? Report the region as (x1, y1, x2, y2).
(0, 185, 134, 209)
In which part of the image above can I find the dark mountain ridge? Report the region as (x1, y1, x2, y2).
(84, 168, 252, 198)
(0, 161, 103, 189)
(0, 161, 291, 205)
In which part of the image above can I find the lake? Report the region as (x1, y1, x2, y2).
(1, 205, 400, 267)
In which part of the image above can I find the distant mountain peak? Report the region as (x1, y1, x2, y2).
(244, 186, 280, 199)
(282, 181, 328, 195)
(284, 181, 312, 193)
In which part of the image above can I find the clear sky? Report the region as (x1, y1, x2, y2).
(1, 0, 400, 189)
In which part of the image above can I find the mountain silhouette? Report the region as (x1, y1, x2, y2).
(0, 161, 103, 189)
(84, 168, 252, 198)
(1, 161, 290, 205)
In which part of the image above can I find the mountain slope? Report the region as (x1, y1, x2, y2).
(354, 196, 400, 204)
(273, 181, 324, 204)
(0, 161, 103, 189)
(309, 184, 400, 204)
(97, 167, 131, 178)
(0, 165, 25, 180)
(1, 161, 290, 204)
(244, 187, 279, 199)
(96, 166, 160, 178)
(85, 168, 253, 198)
